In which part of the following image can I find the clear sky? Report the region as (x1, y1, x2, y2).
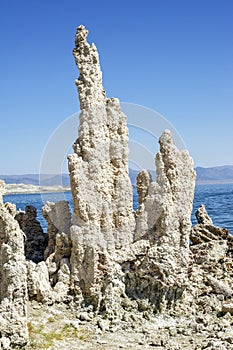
(0, 0, 232, 174)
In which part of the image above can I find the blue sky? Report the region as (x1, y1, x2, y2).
(0, 0, 232, 174)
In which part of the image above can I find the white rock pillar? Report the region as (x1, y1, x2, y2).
(68, 25, 135, 306)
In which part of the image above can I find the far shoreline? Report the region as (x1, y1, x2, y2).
(5, 184, 71, 195)
(196, 180, 233, 185)
(4, 181, 233, 196)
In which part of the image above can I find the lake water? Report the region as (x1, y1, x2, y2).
(3, 183, 233, 234)
(191, 183, 233, 233)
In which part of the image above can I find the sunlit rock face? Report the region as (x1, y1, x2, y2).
(42, 201, 71, 302)
(68, 25, 135, 308)
(135, 129, 196, 250)
(123, 130, 196, 310)
(68, 25, 135, 252)
(0, 198, 28, 348)
(26, 200, 72, 304)
(67, 25, 196, 312)
(191, 204, 233, 256)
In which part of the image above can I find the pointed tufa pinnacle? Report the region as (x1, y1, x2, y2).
(69, 24, 135, 249)
(72, 25, 106, 109)
(68, 25, 136, 308)
(74, 25, 88, 46)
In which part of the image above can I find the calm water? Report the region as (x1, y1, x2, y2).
(3, 183, 233, 234)
(3, 192, 73, 232)
(191, 183, 233, 233)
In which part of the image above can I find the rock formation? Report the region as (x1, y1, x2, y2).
(136, 169, 152, 212)
(4, 24, 233, 349)
(194, 204, 213, 225)
(191, 205, 233, 256)
(27, 201, 72, 303)
(69, 25, 135, 251)
(175, 207, 233, 349)
(43, 201, 71, 300)
(0, 183, 28, 348)
(15, 205, 47, 263)
(42, 201, 71, 260)
(122, 130, 196, 311)
(68, 25, 135, 308)
(67, 25, 196, 314)
(135, 130, 196, 243)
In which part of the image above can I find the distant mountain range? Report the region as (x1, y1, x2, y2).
(1, 165, 233, 186)
(130, 166, 233, 185)
(0, 174, 70, 186)
(195, 165, 233, 184)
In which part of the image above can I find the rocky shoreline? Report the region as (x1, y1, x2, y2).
(1, 26, 233, 350)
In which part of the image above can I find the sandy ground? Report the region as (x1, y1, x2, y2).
(20, 301, 233, 350)
(21, 302, 195, 350)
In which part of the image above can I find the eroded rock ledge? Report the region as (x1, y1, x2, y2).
(1, 26, 233, 349)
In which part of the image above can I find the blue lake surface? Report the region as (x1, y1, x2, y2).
(3, 183, 233, 234)
(191, 183, 233, 233)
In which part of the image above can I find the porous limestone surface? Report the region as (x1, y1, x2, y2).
(69, 25, 135, 252)
(67, 26, 196, 313)
(129, 129, 196, 310)
(43, 201, 72, 303)
(136, 169, 152, 209)
(68, 25, 136, 309)
(27, 201, 72, 304)
(195, 204, 213, 225)
(191, 205, 233, 254)
(42, 201, 71, 259)
(0, 203, 28, 348)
